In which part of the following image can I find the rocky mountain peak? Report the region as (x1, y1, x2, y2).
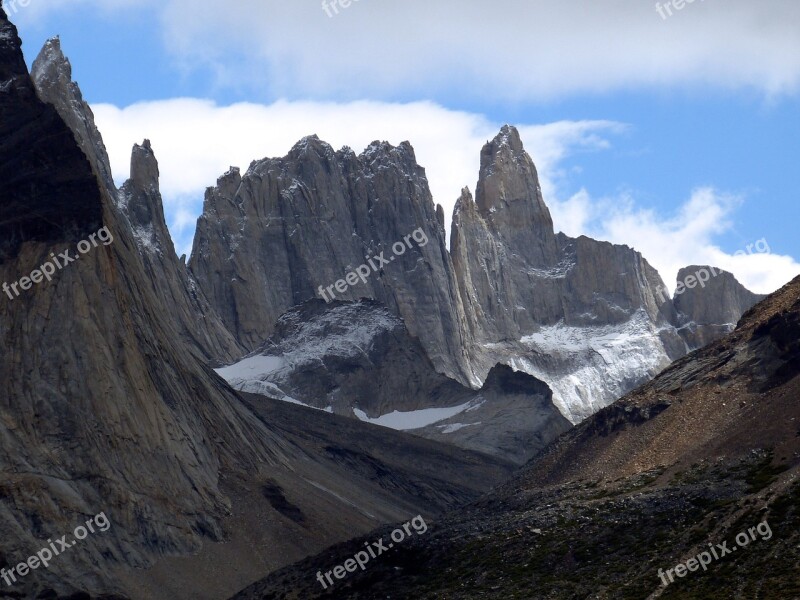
(30, 35, 116, 196)
(454, 186, 475, 212)
(359, 139, 421, 174)
(30, 36, 69, 90)
(492, 123, 526, 153)
(474, 124, 559, 265)
(130, 138, 160, 192)
(114, 139, 244, 362)
(0, 18, 103, 256)
(0, 10, 25, 78)
(119, 140, 168, 247)
(190, 134, 474, 383)
(288, 134, 335, 161)
(672, 264, 766, 347)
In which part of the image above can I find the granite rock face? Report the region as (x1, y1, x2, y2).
(672, 265, 766, 348)
(32, 37, 243, 365)
(31, 37, 116, 196)
(116, 140, 245, 364)
(190, 136, 475, 384)
(0, 15, 287, 595)
(197, 124, 764, 425)
(451, 126, 687, 421)
(217, 299, 571, 464)
(1, 21, 515, 599)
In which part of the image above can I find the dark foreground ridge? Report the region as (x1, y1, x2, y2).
(230, 277, 800, 599)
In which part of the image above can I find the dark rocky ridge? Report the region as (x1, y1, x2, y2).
(0, 10, 291, 595)
(0, 23, 103, 257)
(31, 39, 244, 365)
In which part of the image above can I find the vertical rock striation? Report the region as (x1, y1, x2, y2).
(0, 14, 287, 596)
(190, 136, 475, 384)
(31, 38, 243, 365)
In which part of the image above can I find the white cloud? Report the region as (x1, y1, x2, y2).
(22, 0, 800, 101)
(567, 187, 799, 295)
(92, 99, 799, 294)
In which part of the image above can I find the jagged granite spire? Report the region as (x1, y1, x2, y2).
(30, 35, 244, 363)
(0, 22, 103, 257)
(31, 36, 116, 196)
(475, 125, 559, 265)
(452, 126, 686, 421)
(118, 140, 245, 363)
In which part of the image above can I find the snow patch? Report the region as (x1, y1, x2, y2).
(353, 400, 478, 431)
(437, 422, 480, 434)
(512, 310, 673, 424)
(216, 355, 285, 381)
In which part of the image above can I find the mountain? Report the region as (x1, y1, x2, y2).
(451, 126, 687, 422)
(31, 37, 243, 365)
(0, 15, 513, 599)
(1, 11, 285, 596)
(229, 276, 800, 600)
(189, 137, 475, 384)
(2, 7, 778, 598)
(217, 298, 571, 464)
(671, 264, 767, 348)
(199, 124, 763, 429)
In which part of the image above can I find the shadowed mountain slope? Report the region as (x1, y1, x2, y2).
(0, 12, 515, 599)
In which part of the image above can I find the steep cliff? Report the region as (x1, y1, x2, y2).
(0, 18, 513, 598)
(115, 140, 245, 364)
(672, 265, 766, 348)
(0, 14, 284, 596)
(189, 136, 475, 384)
(451, 126, 686, 421)
(31, 38, 244, 365)
(200, 125, 762, 425)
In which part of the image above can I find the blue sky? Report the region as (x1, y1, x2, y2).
(9, 0, 800, 293)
